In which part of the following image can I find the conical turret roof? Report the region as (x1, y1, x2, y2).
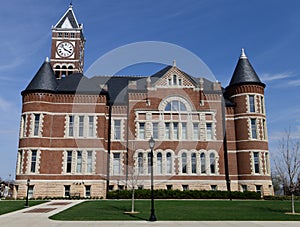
(228, 49, 265, 88)
(23, 58, 58, 94)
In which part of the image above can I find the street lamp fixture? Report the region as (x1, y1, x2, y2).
(25, 179, 30, 207)
(148, 136, 157, 221)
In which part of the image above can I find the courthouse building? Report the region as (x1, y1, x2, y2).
(14, 5, 273, 198)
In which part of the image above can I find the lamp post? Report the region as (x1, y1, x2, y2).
(148, 136, 157, 221)
(25, 179, 30, 207)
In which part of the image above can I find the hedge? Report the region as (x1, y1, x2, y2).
(107, 189, 261, 200)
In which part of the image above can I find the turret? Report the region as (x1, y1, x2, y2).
(225, 49, 272, 196)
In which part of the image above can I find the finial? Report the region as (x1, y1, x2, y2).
(69, 1, 73, 8)
(173, 59, 176, 67)
(45, 57, 49, 62)
(240, 48, 247, 59)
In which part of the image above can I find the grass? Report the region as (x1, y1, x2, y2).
(0, 200, 47, 215)
(50, 199, 300, 221)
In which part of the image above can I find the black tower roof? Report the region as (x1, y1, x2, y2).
(54, 4, 81, 29)
(23, 58, 58, 94)
(228, 49, 265, 88)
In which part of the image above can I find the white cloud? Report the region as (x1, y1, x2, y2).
(287, 79, 300, 87)
(260, 72, 293, 82)
(0, 96, 13, 111)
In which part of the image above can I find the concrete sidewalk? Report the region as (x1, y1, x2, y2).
(0, 200, 299, 227)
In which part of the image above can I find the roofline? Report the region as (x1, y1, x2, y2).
(53, 5, 80, 29)
(226, 81, 266, 90)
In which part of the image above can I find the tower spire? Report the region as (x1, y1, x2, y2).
(240, 48, 247, 59)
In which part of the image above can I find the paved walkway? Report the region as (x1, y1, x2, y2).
(0, 200, 300, 227)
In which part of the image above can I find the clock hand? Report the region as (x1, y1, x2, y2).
(63, 46, 72, 53)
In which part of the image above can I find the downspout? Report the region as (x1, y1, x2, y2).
(106, 98, 112, 196)
(125, 96, 129, 189)
(221, 94, 231, 200)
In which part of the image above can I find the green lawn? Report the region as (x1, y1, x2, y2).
(50, 200, 300, 221)
(0, 200, 47, 215)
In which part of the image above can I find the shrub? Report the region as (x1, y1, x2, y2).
(106, 189, 261, 200)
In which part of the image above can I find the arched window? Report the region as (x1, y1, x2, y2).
(157, 152, 162, 174)
(138, 152, 143, 174)
(166, 152, 172, 174)
(182, 153, 187, 173)
(61, 65, 67, 77)
(55, 65, 61, 79)
(164, 100, 187, 112)
(210, 153, 215, 174)
(191, 153, 197, 173)
(200, 153, 206, 174)
(67, 65, 74, 76)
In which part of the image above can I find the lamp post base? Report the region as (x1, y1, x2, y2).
(149, 211, 157, 222)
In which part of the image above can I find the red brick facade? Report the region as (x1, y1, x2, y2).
(14, 6, 273, 199)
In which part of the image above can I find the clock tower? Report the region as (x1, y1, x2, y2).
(50, 4, 85, 79)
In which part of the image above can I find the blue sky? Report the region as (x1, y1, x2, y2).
(0, 0, 300, 180)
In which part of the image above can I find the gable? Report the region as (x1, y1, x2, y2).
(61, 17, 73, 29)
(153, 67, 197, 88)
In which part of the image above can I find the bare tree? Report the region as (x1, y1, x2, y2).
(274, 129, 300, 214)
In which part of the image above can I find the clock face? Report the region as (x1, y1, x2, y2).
(57, 42, 74, 57)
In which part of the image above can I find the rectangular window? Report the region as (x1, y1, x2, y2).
(254, 152, 260, 174)
(152, 123, 159, 139)
(242, 185, 248, 192)
(260, 96, 264, 114)
(18, 150, 23, 174)
(173, 123, 178, 140)
(64, 32, 69, 38)
(87, 151, 93, 173)
(88, 116, 94, 137)
(256, 185, 262, 196)
(69, 115, 74, 137)
(182, 153, 187, 173)
(66, 151, 72, 173)
(30, 150, 37, 173)
(265, 152, 270, 174)
(70, 33, 75, 38)
(33, 114, 40, 136)
(193, 123, 198, 140)
(262, 119, 267, 140)
(251, 119, 257, 139)
(249, 95, 255, 112)
(206, 123, 212, 140)
(78, 116, 84, 137)
(76, 151, 82, 173)
(166, 185, 173, 190)
(85, 185, 91, 197)
(21, 115, 27, 137)
(182, 185, 189, 191)
(113, 153, 121, 175)
(211, 185, 217, 191)
(139, 122, 145, 139)
(181, 123, 187, 140)
(165, 123, 170, 139)
(58, 32, 62, 37)
(191, 153, 197, 173)
(166, 153, 172, 174)
(64, 185, 70, 197)
(114, 120, 121, 140)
